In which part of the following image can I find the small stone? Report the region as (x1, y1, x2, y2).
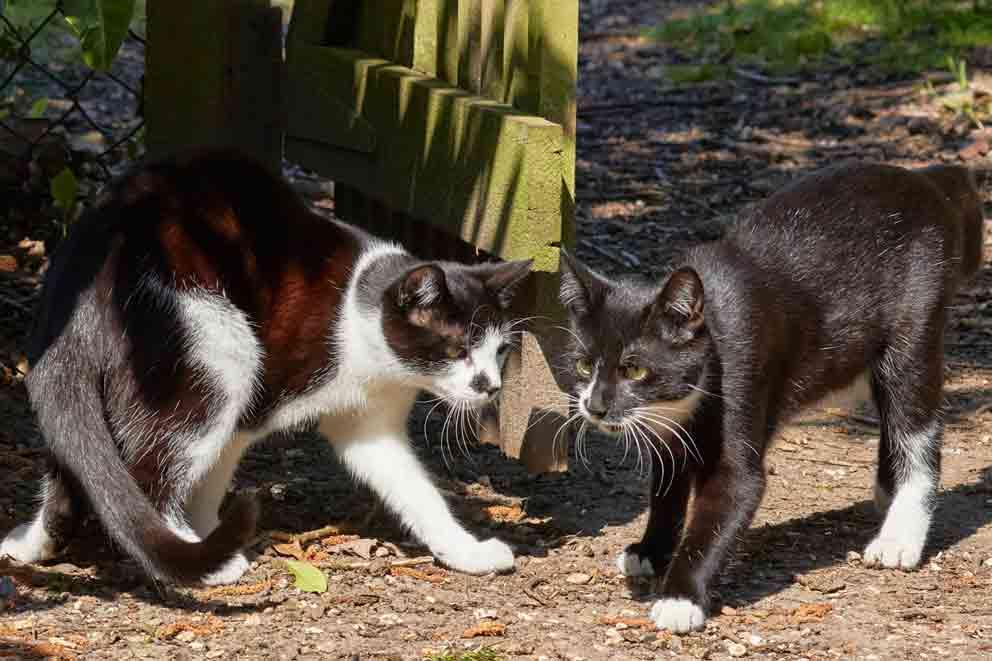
(189, 641, 206, 651)
(982, 558, 992, 568)
(244, 613, 262, 626)
(176, 630, 197, 643)
(374, 545, 391, 558)
(566, 572, 591, 585)
(474, 608, 498, 620)
(604, 628, 623, 644)
(721, 606, 737, 616)
(846, 551, 862, 563)
(727, 641, 747, 657)
(748, 634, 763, 646)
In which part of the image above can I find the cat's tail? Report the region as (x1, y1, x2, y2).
(27, 344, 258, 585)
(919, 164, 985, 282)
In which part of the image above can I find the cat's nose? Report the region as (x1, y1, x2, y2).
(470, 373, 499, 397)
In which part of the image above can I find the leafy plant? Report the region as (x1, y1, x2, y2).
(282, 559, 328, 594)
(62, 0, 136, 71)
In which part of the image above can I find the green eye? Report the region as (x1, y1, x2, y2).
(446, 346, 467, 360)
(576, 358, 593, 378)
(624, 365, 649, 381)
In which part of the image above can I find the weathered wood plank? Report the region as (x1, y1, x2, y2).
(146, 0, 283, 170)
(285, 47, 563, 267)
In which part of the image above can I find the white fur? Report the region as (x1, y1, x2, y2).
(177, 293, 262, 493)
(0, 516, 56, 564)
(650, 598, 706, 633)
(1, 477, 61, 564)
(616, 549, 654, 577)
(863, 424, 938, 570)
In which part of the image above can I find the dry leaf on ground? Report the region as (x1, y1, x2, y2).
(462, 621, 507, 638)
(390, 566, 446, 584)
(196, 579, 273, 599)
(272, 540, 305, 560)
(156, 615, 225, 640)
(789, 603, 833, 623)
(598, 616, 655, 630)
(484, 504, 525, 523)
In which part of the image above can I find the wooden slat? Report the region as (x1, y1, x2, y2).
(479, 0, 506, 101)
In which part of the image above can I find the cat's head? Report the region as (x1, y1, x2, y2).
(382, 258, 532, 405)
(558, 251, 711, 436)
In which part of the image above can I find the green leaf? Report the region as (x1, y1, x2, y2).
(28, 97, 48, 118)
(62, 0, 136, 70)
(282, 559, 327, 594)
(50, 167, 78, 214)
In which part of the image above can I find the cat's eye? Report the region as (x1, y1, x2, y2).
(624, 365, 649, 381)
(446, 346, 467, 360)
(575, 358, 593, 378)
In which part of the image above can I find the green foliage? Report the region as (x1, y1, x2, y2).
(665, 63, 731, 84)
(1, 0, 140, 70)
(282, 559, 328, 593)
(425, 648, 502, 661)
(647, 0, 992, 75)
(50, 167, 79, 231)
(62, 0, 136, 70)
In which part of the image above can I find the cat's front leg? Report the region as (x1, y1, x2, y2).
(618, 466, 692, 579)
(325, 418, 514, 575)
(651, 451, 766, 633)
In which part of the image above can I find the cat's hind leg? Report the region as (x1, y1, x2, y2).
(865, 334, 944, 570)
(1, 464, 83, 564)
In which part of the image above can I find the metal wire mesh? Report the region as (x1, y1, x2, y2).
(0, 1, 144, 186)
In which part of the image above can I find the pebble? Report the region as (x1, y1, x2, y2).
(566, 572, 592, 585)
(176, 630, 197, 643)
(727, 641, 747, 657)
(189, 641, 206, 651)
(983, 558, 992, 568)
(846, 551, 861, 562)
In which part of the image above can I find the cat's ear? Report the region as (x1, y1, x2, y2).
(559, 250, 606, 317)
(396, 264, 449, 310)
(651, 267, 705, 339)
(473, 259, 533, 309)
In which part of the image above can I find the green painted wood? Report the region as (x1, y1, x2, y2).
(285, 47, 563, 267)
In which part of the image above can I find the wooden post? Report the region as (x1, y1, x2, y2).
(145, 0, 283, 170)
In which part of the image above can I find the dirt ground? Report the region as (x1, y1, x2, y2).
(2, 2, 992, 660)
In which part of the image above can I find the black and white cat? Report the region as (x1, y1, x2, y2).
(557, 162, 984, 632)
(0, 149, 532, 585)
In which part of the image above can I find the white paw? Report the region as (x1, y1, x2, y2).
(439, 538, 515, 575)
(616, 549, 654, 577)
(0, 521, 57, 564)
(650, 598, 706, 633)
(200, 552, 251, 586)
(863, 535, 924, 570)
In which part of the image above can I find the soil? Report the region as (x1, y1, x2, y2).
(2, 2, 992, 660)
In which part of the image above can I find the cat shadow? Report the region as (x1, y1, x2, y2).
(619, 469, 992, 610)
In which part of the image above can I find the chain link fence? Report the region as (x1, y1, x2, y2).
(0, 0, 145, 195)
